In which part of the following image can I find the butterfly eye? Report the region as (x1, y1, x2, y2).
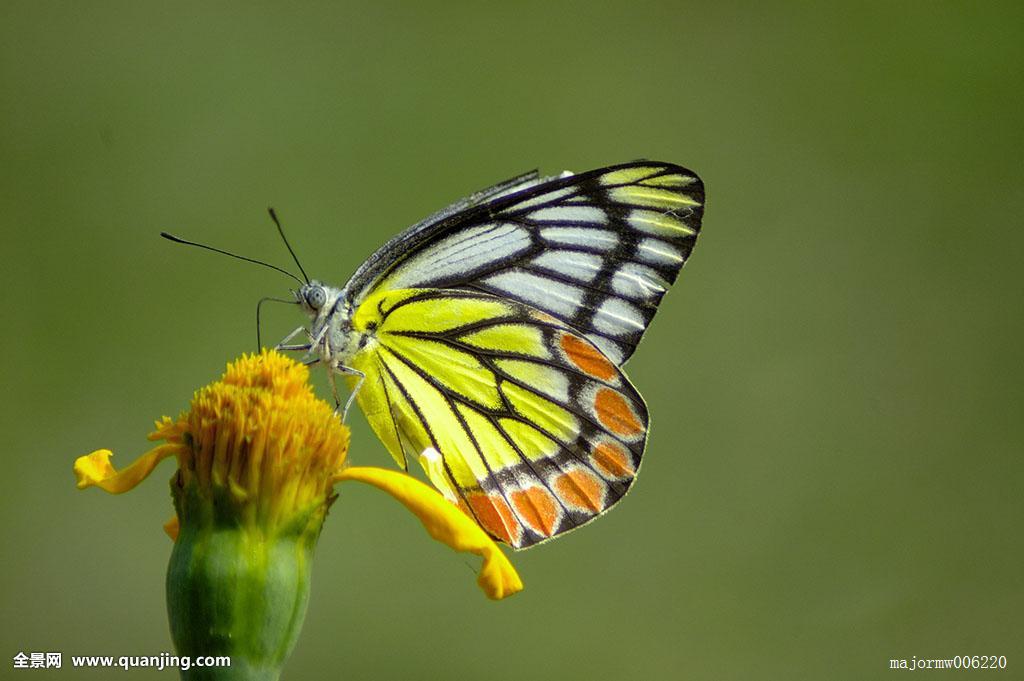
(305, 286, 327, 309)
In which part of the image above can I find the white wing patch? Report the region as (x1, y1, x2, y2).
(529, 205, 606, 224)
(379, 223, 531, 290)
(482, 269, 585, 319)
(610, 262, 669, 301)
(636, 237, 684, 267)
(592, 298, 647, 337)
(541, 227, 620, 251)
(531, 250, 604, 283)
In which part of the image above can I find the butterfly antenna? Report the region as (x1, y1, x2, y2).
(267, 208, 310, 284)
(160, 232, 304, 286)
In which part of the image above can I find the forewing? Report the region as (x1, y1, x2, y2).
(342, 161, 704, 365)
(346, 288, 648, 549)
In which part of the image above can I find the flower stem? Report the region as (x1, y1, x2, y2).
(166, 486, 322, 681)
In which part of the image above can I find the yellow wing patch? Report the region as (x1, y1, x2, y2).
(461, 324, 550, 358)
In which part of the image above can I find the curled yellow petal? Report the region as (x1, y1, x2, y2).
(334, 466, 523, 600)
(74, 445, 179, 494)
(163, 514, 180, 542)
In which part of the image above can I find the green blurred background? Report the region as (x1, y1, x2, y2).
(2, 2, 1022, 679)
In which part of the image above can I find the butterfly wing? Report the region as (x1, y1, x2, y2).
(341, 161, 704, 365)
(346, 288, 648, 549)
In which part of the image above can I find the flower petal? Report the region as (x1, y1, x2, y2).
(163, 514, 180, 542)
(74, 446, 179, 494)
(334, 466, 524, 600)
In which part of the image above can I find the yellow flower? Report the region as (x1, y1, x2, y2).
(77, 351, 349, 539)
(74, 351, 522, 679)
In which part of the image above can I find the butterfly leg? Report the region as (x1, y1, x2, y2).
(275, 326, 308, 350)
(326, 366, 342, 411)
(330, 363, 365, 423)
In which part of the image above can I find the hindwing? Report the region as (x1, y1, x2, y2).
(346, 288, 648, 549)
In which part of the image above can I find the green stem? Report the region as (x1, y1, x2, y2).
(166, 486, 323, 681)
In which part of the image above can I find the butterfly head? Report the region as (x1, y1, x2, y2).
(295, 281, 356, 360)
(297, 281, 330, 313)
(297, 281, 347, 322)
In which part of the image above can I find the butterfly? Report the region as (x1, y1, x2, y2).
(168, 161, 704, 548)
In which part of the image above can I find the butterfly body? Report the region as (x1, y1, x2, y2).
(292, 161, 704, 548)
(297, 281, 358, 364)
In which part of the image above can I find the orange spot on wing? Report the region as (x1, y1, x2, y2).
(510, 486, 559, 536)
(594, 388, 644, 437)
(468, 492, 520, 545)
(553, 468, 606, 513)
(592, 441, 635, 479)
(561, 333, 616, 381)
